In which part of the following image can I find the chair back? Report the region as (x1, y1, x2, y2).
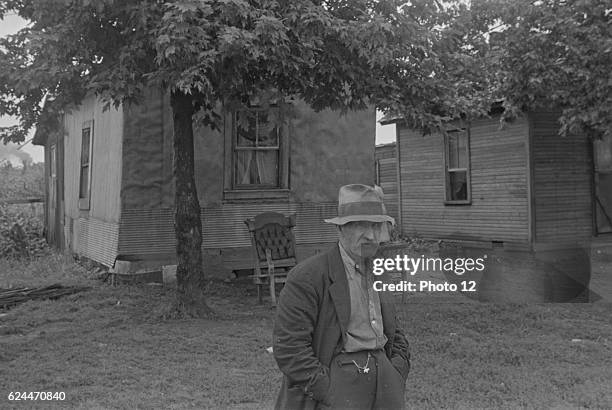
(245, 212, 297, 262)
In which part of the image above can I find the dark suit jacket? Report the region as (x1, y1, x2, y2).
(273, 244, 410, 410)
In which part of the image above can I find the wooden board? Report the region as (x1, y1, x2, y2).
(396, 115, 530, 244)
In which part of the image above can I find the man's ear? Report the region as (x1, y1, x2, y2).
(379, 222, 391, 243)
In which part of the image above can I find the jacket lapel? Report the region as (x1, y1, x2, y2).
(327, 244, 350, 339)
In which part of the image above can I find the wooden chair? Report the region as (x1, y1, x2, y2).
(245, 212, 297, 304)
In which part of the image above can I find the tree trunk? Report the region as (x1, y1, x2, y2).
(170, 90, 212, 317)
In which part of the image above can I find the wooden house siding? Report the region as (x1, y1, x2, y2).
(121, 89, 174, 209)
(63, 95, 123, 223)
(530, 111, 593, 246)
(375, 143, 399, 223)
(289, 100, 375, 202)
(397, 116, 530, 245)
(74, 217, 119, 267)
(377, 158, 398, 223)
(119, 202, 338, 253)
(118, 203, 339, 271)
(62, 95, 123, 265)
(375, 143, 396, 160)
(63, 97, 93, 221)
(115, 91, 374, 269)
(120, 93, 375, 209)
(42, 128, 65, 248)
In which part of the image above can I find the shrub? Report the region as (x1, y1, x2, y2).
(0, 203, 48, 258)
(0, 161, 44, 202)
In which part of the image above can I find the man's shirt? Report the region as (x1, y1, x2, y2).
(339, 242, 388, 352)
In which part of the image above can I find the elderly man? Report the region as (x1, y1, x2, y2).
(273, 184, 410, 410)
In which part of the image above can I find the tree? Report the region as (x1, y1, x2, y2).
(464, 0, 611, 139)
(0, 0, 482, 315)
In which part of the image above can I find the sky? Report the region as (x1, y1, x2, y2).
(376, 113, 396, 145)
(0, 14, 43, 163)
(0, 14, 396, 166)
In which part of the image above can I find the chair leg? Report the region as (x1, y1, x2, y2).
(270, 276, 276, 305)
(257, 284, 263, 305)
(265, 249, 277, 305)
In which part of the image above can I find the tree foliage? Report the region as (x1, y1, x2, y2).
(466, 0, 612, 138)
(0, 161, 46, 259)
(0, 0, 496, 140)
(1, 0, 485, 313)
(0, 160, 44, 201)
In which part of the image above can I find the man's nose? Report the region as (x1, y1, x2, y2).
(363, 226, 376, 240)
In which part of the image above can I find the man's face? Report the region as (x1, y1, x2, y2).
(338, 221, 385, 260)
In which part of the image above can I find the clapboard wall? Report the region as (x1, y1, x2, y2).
(397, 115, 531, 246)
(530, 111, 593, 246)
(375, 142, 399, 224)
(115, 91, 374, 269)
(62, 94, 123, 266)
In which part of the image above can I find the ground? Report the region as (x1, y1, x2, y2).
(1, 253, 611, 409)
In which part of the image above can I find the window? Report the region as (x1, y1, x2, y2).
(234, 109, 280, 188)
(444, 129, 470, 204)
(78, 120, 93, 209)
(224, 107, 289, 200)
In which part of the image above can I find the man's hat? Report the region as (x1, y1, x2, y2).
(324, 184, 396, 226)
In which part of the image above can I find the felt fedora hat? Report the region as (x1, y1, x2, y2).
(324, 184, 395, 225)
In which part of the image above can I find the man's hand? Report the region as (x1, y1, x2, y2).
(305, 367, 331, 405)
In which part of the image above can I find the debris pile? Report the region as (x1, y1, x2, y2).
(0, 284, 89, 309)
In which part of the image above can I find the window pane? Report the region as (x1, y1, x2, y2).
(457, 132, 468, 169)
(80, 165, 89, 198)
(81, 128, 91, 165)
(235, 150, 279, 186)
(449, 171, 467, 201)
(255, 150, 279, 185)
(447, 134, 458, 169)
(257, 111, 280, 147)
(447, 132, 468, 169)
(236, 111, 257, 147)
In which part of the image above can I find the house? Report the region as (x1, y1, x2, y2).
(374, 142, 399, 225)
(33, 89, 375, 277)
(382, 108, 612, 301)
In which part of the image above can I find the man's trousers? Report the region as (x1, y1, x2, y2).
(319, 349, 406, 410)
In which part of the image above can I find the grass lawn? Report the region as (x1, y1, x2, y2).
(1, 253, 611, 409)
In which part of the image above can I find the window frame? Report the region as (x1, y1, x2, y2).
(443, 128, 471, 205)
(223, 106, 290, 201)
(78, 120, 94, 210)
